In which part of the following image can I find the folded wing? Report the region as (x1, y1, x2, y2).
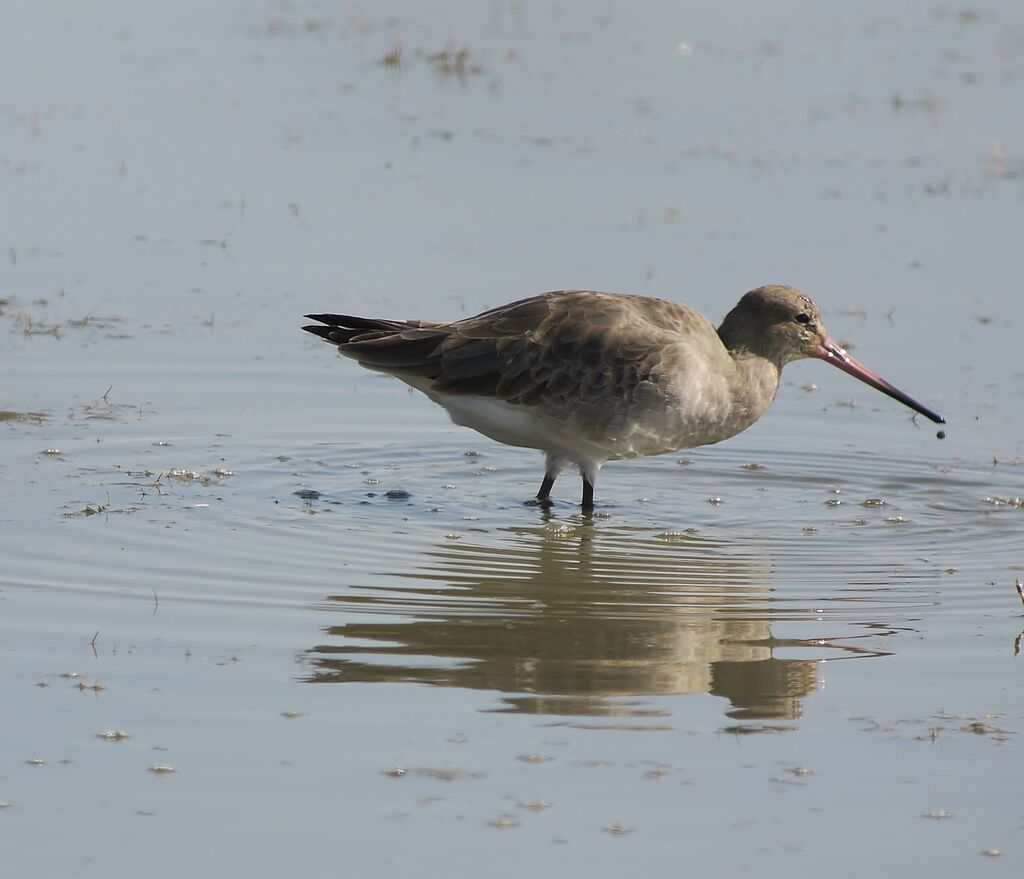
(303, 291, 690, 409)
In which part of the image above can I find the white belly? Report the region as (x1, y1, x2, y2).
(426, 392, 607, 460)
(399, 358, 776, 466)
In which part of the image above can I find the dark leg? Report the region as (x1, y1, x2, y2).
(581, 478, 594, 513)
(527, 473, 556, 506)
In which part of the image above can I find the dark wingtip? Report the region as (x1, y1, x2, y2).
(302, 324, 335, 339)
(303, 314, 345, 339)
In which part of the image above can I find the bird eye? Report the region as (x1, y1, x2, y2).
(794, 313, 812, 325)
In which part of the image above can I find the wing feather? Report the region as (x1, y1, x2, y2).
(303, 292, 699, 411)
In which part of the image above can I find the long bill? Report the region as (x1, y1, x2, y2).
(813, 339, 945, 424)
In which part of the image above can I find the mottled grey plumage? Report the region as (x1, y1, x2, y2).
(304, 286, 943, 512)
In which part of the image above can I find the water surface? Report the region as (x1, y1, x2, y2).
(2, 1, 1022, 876)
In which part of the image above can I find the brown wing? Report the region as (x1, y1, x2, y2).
(304, 291, 691, 407)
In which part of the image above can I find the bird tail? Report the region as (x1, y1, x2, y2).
(302, 313, 449, 377)
(302, 313, 415, 344)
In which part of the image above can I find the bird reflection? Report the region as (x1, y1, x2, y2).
(303, 521, 889, 724)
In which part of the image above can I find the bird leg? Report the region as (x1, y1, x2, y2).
(581, 478, 594, 513)
(529, 454, 570, 506)
(535, 474, 555, 504)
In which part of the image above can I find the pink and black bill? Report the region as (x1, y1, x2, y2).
(814, 339, 945, 424)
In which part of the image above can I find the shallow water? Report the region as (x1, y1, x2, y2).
(2, 1, 1023, 876)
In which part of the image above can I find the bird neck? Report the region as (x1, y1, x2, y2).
(727, 349, 782, 424)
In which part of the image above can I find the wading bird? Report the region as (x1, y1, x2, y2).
(303, 286, 944, 512)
